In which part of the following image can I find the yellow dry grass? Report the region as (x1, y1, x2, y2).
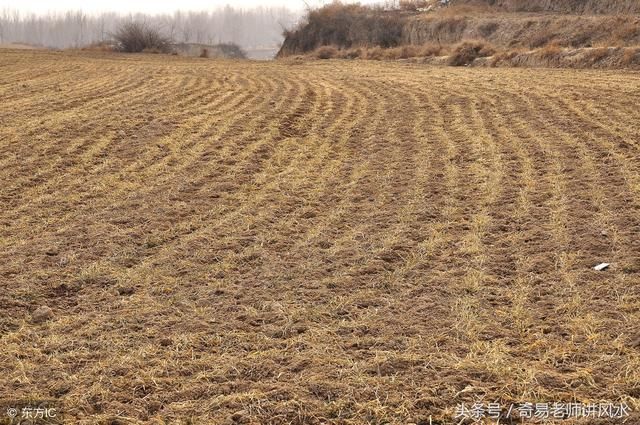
(1, 49, 639, 424)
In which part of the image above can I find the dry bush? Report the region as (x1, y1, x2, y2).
(488, 50, 518, 67)
(584, 47, 609, 64)
(537, 42, 563, 60)
(528, 31, 556, 49)
(366, 46, 385, 60)
(314, 42, 443, 61)
(278, 3, 406, 56)
(396, 44, 442, 59)
(113, 22, 171, 53)
(478, 21, 499, 37)
(448, 40, 495, 66)
(401, 45, 422, 58)
(421, 43, 443, 57)
(611, 21, 640, 46)
(382, 46, 402, 59)
(568, 30, 594, 48)
(343, 47, 363, 59)
(315, 45, 339, 59)
(385, 45, 422, 59)
(621, 47, 640, 66)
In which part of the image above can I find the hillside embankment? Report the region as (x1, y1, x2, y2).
(277, 1, 640, 68)
(455, 0, 640, 14)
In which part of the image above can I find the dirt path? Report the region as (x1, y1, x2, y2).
(0, 51, 639, 424)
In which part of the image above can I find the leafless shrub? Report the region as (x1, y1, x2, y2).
(315, 45, 339, 59)
(569, 30, 594, 47)
(537, 42, 562, 60)
(113, 22, 171, 53)
(400, 45, 422, 58)
(421, 43, 443, 57)
(611, 22, 640, 46)
(528, 32, 555, 49)
(366, 46, 386, 60)
(385, 45, 421, 59)
(278, 3, 406, 57)
(621, 47, 640, 66)
(584, 47, 609, 64)
(478, 21, 499, 37)
(343, 47, 363, 59)
(448, 40, 495, 66)
(488, 50, 518, 67)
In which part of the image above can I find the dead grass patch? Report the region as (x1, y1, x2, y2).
(2, 49, 640, 424)
(315, 45, 339, 59)
(448, 40, 496, 66)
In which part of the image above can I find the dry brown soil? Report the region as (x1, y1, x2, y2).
(1, 49, 639, 424)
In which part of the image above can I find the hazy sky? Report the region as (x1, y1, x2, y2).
(0, 0, 379, 14)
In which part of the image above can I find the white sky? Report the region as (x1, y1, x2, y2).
(0, 0, 380, 15)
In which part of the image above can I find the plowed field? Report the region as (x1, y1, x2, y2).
(1, 50, 639, 424)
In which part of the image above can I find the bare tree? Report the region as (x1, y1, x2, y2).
(113, 21, 170, 53)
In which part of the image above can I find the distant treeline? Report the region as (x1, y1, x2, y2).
(0, 7, 299, 50)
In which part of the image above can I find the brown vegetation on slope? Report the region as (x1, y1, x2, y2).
(405, 13, 640, 48)
(278, 3, 405, 57)
(278, 1, 640, 68)
(488, 45, 640, 68)
(451, 0, 640, 14)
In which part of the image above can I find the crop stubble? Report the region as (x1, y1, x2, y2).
(0, 50, 639, 424)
